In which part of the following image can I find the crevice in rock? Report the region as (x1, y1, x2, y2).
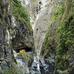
(15, 47, 32, 53)
(39, 1, 42, 4)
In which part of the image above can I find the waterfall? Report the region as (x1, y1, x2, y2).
(6, 30, 10, 44)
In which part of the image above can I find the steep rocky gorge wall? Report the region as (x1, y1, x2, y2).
(0, 0, 74, 74)
(40, 0, 74, 74)
(0, 0, 34, 73)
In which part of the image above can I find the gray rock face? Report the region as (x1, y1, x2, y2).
(11, 18, 34, 52)
(0, 0, 12, 71)
(30, 56, 54, 74)
(0, 0, 34, 73)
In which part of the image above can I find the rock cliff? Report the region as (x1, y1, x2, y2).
(0, 0, 34, 74)
(0, 0, 74, 74)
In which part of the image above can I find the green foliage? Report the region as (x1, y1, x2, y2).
(55, 1, 74, 70)
(2, 69, 19, 74)
(42, 0, 74, 71)
(42, 37, 54, 56)
(11, 0, 32, 32)
(51, 4, 65, 23)
(12, 0, 30, 23)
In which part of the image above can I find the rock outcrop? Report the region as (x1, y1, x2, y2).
(0, 0, 12, 72)
(0, 0, 34, 73)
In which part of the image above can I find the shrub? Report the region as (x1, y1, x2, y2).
(12, 0, 30, 24)
(11, 0, 32, 32)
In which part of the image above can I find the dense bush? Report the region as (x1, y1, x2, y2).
(51, 4, 65, 23)
(12, 0, 30, 28)
(56, 14, 74, 70)
(55, 0, 74, 70)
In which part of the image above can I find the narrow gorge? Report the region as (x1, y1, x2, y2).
(0, 0, 74, 74)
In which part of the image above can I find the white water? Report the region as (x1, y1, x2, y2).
(11, 16, 16, 27)
(6, 30, 10, 44)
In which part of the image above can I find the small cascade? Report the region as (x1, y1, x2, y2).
(11, 16, 16, 27)
(6, 29, 10, 44)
